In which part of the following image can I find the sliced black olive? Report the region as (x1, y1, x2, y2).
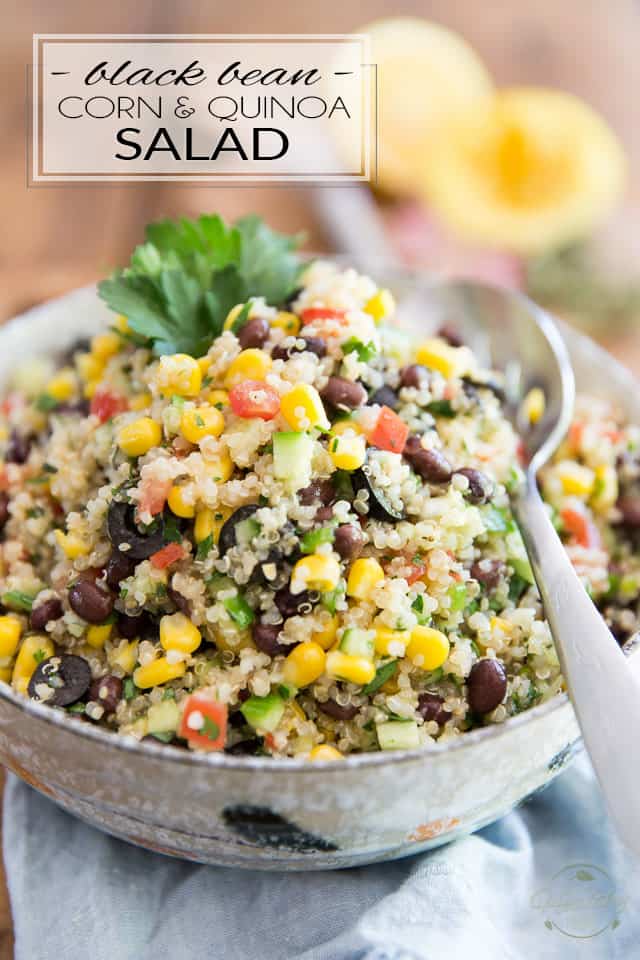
(461, 376, 505, 403)
(218, 504, 260, 557)
(107, 500, 165, 561)
(28, 654, 91, 707)
(353, 450, 406, 521)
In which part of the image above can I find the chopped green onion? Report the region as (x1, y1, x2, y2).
(224, 593, 255, 628)
(1, 590, 35, 612)
(300, 526, 335, 554)
(363, 660, 398, 695)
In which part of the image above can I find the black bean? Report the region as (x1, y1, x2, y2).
(404, 436, 453, 483)
(117, 612, 150, 639)
(252, 622, 290, 656)
(68, 580, 114, 624)
(275, 587, 316, 619)
(617, 496, 640, 528)
(218, 504, 259, 557)
(370, 386, 399, 409)
(272, 337, 327, 361)
(226, 738, 261, 755)
(417, 692, 452, 725)
(321, 377, 367, 411)
(470, 559, 505, 590)
(437, 324, 464, 348)
(399, 365, 430, 390)
(455, 467, 493, 505)
(298, 478, 335, 507)
(55, 399, 91, 417)
(88, 675, 122, 714)
(0, 492, 9, 533)
(30, 596, 63, 631)
(107, 501, 165, 561)
(315, 505, 335, 523)
(6, 430, 31, 464)
(105, 550, 136, 591)
(28, 654, 91, 707)
(334, 524, 364, 560)
(318, 698, 359, 721)
(169, 588, 191, 617)
(467, 659, 507, 714)
(238, 316, 269, 350)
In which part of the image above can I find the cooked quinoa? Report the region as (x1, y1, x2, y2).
(0, 214, 635, 758)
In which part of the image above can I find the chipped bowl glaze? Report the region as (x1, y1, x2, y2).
(0, 281, 635, 870)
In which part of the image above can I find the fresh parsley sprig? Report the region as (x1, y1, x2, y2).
(98, 214, 304, 357)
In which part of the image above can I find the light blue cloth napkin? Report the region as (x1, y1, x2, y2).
(4, 751, 639, 960)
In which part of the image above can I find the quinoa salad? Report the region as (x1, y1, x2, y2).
(0, 214, 636, 759)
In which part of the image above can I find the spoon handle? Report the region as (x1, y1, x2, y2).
(513, 478, 640, 858)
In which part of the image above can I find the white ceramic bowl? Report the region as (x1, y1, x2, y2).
(0, 279, 634, 870)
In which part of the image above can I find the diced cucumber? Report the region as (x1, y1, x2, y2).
(339, 627, 374, 659)
(509, 556, 535, 585)
(235, 517, 260, 548)
(240, 694, 285, 733)
(448, 583, 467, 613)
(376, 720, 420, 751)
(147, 699, 180, 734)
(273, 432, 314, 492)
(223, 593, 255, 628)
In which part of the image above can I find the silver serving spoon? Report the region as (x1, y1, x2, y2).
(402, 280, 640, 858)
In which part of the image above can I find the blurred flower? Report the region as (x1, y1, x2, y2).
(420, 88, 626, 254)
(363, 17, 493, 196)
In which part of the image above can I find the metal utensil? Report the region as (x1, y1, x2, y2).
(403, 280, 640, 858)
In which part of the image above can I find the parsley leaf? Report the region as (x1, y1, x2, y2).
(98, 214, 304, 357)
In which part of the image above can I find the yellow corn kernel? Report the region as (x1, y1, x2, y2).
(86, 623, 112, 649)
(364, 288, 395, 324)
(167, 484, 196, 519)
(180, 405, 225, 444)
(291, 555, 341, 594)
(129, 392, 152, 411)
(522, 387, 545, 425)
(204, 449, 234, 483)
(271, 311, 300, 336)
(117, 417, 162, 457)
(310, 744, 345, 761)
(110, 640, 138, 675)
(374, 626, 410, 657)
(223, 303, 246, 331)
(159, 612, 202, 655)
(197, 355, 212, 375)
(157, 354, 202, 397)
(0, 666, 12, 684)
(133, 656, 186, 689)
(83, 378, 100, 400)
(281, 383, 330, 432)
(326, 650, 376, 686)
(346, 557, 385, 600)
(194, 507, 214, 543)
(329, 432, 367, 471)
(558, 462, 595, 498)
(46, 368, 76, 402)
(331, 419, 364, 437)
(490, 616, 513, 635)
(0, 616, 22, 658)
(592, 463, 618, 512)
(91, 331, 121, 360)
(406, 625, 450, 671)
(207, 389, 230, 409)
(114, 315, 130, 334)
(283, 641, 326, 688)
(312, 615, 339, 651)
(415, 338, 470, 379)
(55, 529, 90, 559)
(224, 349, 272, 389)
(76, 352, 104, 384)
(11, 634, 55, 694)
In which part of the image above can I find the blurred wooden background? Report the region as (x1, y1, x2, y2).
(2, 0, 640, 954)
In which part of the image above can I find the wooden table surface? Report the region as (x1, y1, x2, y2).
(2, 1, 640, 955)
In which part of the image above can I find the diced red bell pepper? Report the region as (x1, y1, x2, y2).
(405, 561, 427, 585)
(560, 507, 599, 549)
(150, 542, 185, 569)
(368, 406, 409, 454)
(179, 694, 228, 752)
(90, 388, 128, 424)
(138, 476, 172, 517)
(229, 380, 280, 420)
(301, 307, 346, 324)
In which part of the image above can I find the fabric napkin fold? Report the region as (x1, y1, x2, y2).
(4, 751, 639, 960)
